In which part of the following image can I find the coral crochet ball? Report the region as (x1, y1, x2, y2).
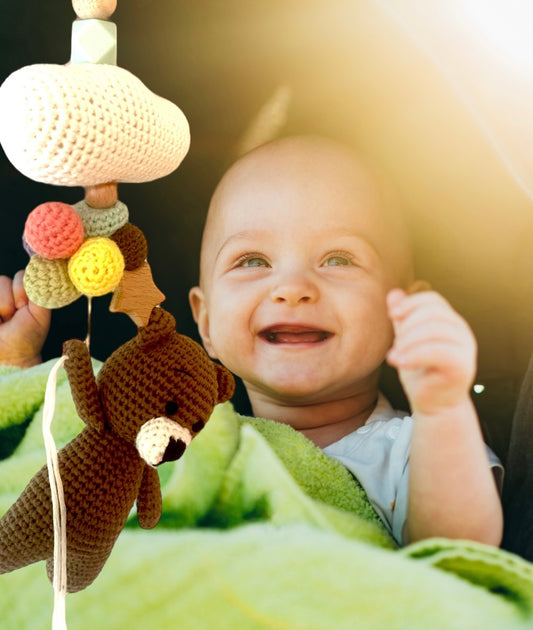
(24, 202, 85, 259)
(68, 237, 125, 297)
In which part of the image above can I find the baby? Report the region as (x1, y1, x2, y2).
(0, 136, 502, 546)
(188, 136, 502, 545)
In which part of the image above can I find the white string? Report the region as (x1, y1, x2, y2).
(42, 355, 69, 630)
(41, 295, 92, 628)
(85, 296, 92, 348)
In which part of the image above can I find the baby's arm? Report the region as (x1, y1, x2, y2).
(0, 270, 51, 368)
(386, 288, 503, 546)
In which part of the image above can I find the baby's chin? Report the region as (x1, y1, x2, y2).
(245, 377, 351, 408)
(242, 364, 382, 415)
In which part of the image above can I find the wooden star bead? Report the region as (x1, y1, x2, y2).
(72, 0, 117, 20)
(109, 262, 166, 328)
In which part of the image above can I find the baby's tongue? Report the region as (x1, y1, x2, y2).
(267, 330, 327, 343)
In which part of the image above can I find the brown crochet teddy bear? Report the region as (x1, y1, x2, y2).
(0, 307, 234, 592)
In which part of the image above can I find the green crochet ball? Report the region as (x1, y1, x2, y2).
(23, 256, 81, 308)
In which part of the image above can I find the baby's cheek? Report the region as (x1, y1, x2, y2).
(207, 319, 237, 363)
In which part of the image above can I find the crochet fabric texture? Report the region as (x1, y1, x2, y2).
(68, 237, 125, 297)
(110, 223, 148, 270)
(0, 63, 190, 186)
(24, 202, 85, 259)
(72, 0, 117, 20)
(0, 308, 235, 592)
(23, 257, 82, 309)
(73, 200, 129, 237)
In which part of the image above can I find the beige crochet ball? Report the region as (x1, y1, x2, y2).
(72, 0, 117, 20)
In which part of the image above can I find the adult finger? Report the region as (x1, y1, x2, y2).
(0, 275, 16, 322)
(12, 269, 28, 309)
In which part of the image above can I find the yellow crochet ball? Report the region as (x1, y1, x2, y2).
(68, 237, 125, 297)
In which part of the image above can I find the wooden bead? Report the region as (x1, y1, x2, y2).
(72, 0, 117, 20)
(110, 262, 166, 328)
(84, 182, 118, 209)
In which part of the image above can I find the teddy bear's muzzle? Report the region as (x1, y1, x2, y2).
(135, 417, 193, 467)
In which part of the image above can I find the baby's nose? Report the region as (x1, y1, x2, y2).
(270, 271, 319, 305)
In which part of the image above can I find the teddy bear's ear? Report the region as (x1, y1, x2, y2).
(138, 307, 176, 350)
(63, 338, 106, 431)
(215, 364, 235, 403)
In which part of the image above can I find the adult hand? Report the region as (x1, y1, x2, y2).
(0, 270, 51, 368)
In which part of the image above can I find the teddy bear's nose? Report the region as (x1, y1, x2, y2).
(161, 437, 186, 463)
(136, 417, 193, 467)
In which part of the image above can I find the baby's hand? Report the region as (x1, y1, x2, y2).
(386, 288, 476, 416)
(0, 270, 51, 368)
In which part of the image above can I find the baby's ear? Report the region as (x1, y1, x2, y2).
(63, 339, 105, 431)
(189, 286, 218, 359)
(215, 363, 235, 403)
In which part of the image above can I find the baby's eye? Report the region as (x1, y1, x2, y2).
(236, 254, 271, 268)
(323, 253, 353, 267)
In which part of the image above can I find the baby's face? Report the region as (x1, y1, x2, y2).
(191, 141, 405, 408)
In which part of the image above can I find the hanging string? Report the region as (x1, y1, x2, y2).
(85, 296, 92, 348)
(42, 296, 93, 629)
(42, 354, 69, 630)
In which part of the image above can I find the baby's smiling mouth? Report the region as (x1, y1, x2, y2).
(259, 325, 333, 345)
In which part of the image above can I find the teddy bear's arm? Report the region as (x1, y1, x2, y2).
(63, 338, 106, 431)
(136, 464, 162, 529)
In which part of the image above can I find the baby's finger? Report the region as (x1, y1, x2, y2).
(14, 269, 52, 330)
(386, 288, 407, 312)
(27, 298, 52, 331)
(386, 281, 431, 313)
(392, 306, 470, 348)
(393, 324, 467, 358)
(388, 290, 450, 322)
(388, 337, 475, 375)
(0, 275, 16, 322)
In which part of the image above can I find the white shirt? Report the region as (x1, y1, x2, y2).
(323, 394, 503, 545)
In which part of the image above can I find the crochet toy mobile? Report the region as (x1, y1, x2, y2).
(0, 0, 190, 320)
(0, 0, 221, 604)
(0, 307, 235, 592)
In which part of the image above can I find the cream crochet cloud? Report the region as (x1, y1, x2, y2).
(0, 63, 190, 187)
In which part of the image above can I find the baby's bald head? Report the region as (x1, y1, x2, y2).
(198, 136, 413, 292)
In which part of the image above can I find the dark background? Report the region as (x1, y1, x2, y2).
(1, 0, 533, 463)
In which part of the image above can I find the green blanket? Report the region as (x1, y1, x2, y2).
(1, 359, 533, 629)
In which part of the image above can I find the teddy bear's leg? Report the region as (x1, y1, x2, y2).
(0, 467, 54, 573)
(136, 464, 162, 529)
